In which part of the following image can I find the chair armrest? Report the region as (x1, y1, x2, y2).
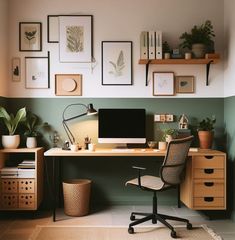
(132, 166, 146, 188)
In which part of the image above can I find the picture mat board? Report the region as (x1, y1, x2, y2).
(153, 72, 174, 96)
(102, 41, 132, 85)
(59, 15, 92, 62)
(12, 57, 21, 82)
(55, 74, 82, 96)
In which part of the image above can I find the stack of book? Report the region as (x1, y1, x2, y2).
(0, 167, 18, 178)
(17, 160, 35, 178)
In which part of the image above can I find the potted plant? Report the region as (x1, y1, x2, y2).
(163, 41, 171, 59)
(179, 20, 215, 58)
(0, 106, 26, 148)
(159, 128, 177, 150)
(24, 112, 40, 148)
(198, 116, 216, 149)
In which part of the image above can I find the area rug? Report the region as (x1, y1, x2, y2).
(29, 225, 222, 240)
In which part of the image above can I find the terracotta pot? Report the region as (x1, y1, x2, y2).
(198, 131, 214, 149)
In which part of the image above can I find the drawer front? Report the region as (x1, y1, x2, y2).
(19, 194, 35, 209)
(193, 197, 224, 208)
(1, 179, 18, 193)
(194, 181, 224, 197)
(1, 194, 18, 208)
(18, 179, 35, 193)
(194, 168, 224, 179)
(193, 156, 224, 168)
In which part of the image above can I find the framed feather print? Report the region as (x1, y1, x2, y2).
(101, 41, 132, 85)
(59, 15, 93, 62)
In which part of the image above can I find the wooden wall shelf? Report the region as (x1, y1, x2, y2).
(139, 56, 220, 86)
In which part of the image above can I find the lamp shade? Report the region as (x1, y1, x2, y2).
(87, 104, 97, 115)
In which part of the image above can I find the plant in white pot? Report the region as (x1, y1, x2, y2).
(0, 106, 26, 149)
(159, 128, 177, 150)
(24, 112, 40, 148)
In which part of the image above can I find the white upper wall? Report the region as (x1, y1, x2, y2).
(7, 0, 224, 98)
(0, 0, 8, 97)
(224, 0, 235, 97)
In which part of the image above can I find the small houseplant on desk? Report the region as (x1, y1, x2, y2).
(0, 106, 26, 148)
(179, 20, 215, 58)
(198, 117, 216, 149)
(159, 128, 177, 150)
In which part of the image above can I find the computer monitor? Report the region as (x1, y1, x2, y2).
(98, 108, 146, 144)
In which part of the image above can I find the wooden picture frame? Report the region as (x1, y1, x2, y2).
(175, 76, 194, 93)
(25, 52, 50, 89)
(12, 57, 21, 82)
(55, 74, 82, 96)
(19, 22, 42, 51)
(59, 15, 93, 62)
(101, 41, 133, 85)
(153, 72, 174, 96)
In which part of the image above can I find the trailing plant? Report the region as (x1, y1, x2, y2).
(179, 20, 215, 50)
(198, 117, 216, 131)
(0, 106, 26, 135)
(24, 112, 40, 137)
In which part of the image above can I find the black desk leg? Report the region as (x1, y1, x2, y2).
(52, 156, 57, 222)
(177, 185, 181, 208)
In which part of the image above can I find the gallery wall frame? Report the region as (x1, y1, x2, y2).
(25, 51, 50, 89)
(12, 57, 21, 82)
(58, 15, 93, 62)
(19, 22, 42, 51)
(175, 76, 195, 93)
(101, 41, 133, 85)
(55, 74, 82, 96)
(153, 72, 174, 96)
(47, 15, 59, 43)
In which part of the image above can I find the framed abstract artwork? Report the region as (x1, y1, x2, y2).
(59, 15, 93, 62)
(55, 74, 82, 96)
(153, 72, 174, 96)
(25, 52, 50, 89)
(19, 22, 42, 51)
(101, 41, 133, 85)
(175, 76, 195, 93)
(12, 57, 21, 82)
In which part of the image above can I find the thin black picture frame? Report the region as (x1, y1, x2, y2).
(47, 15, 59, 43)
(19, 22, 42, 52)
(101, 41, 133, 86)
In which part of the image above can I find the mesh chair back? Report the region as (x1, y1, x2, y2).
(160, 136, 194, 186)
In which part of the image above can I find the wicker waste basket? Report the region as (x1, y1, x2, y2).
(62, 179, 91, 217)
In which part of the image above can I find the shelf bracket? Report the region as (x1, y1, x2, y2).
(145, 61, 150, 86)
(206, 60, 213, 86)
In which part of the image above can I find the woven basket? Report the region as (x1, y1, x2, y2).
(63, 179, 91, 217)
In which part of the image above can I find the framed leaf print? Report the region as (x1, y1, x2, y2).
(59, 15, 93, 62)
(102, 41, 133, 85)
(25, 52, 50, 89)
(19, 22, 42, 51)
(175, 76, 194, 93)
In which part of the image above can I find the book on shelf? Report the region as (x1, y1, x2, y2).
(155, 31, 162, 59)
(148, 31, 155, 59)
(140, 31, 148, 59)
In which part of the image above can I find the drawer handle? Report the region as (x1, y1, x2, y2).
(204, 197, 214, 202)
(204, 182, 214, 187)
(204, 169, 214, 174)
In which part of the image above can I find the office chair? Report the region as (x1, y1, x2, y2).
(126, 136, 194, 238)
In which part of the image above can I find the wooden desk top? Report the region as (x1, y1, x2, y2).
(44, 148, 225, 157)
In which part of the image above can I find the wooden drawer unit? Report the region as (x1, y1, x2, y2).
(1, 179, 18, 193)
(18, 179, 35, 193)
(19, 194, 35, 209)
(180, 151, 226, 210)
(1, 194, 18, 209)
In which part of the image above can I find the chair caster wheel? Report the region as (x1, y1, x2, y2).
(128, 227, 134, 234)
(152, 218, 157, 224)
(171, 230, 177, 238)
(187, 223, 193, 230)
(130, 215, 135, 221)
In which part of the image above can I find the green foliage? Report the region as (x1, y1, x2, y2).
(0, 106, 26, 135)
(24, 112, 40, 137)
(162, 128, 177, 141)
(179, 20, 215, 50)
(163, 41, 171, 53)
(198, 117, 216, 131)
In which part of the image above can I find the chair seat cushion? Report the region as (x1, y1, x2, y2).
(126, 175, 169, 191)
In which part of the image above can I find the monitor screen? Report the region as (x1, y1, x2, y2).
(98, 108, 146, 144)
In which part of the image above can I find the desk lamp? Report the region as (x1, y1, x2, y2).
(62, 103, 97, 148)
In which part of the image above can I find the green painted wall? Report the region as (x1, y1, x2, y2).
(4, 98, 225, 208)
(224, 96, 235, 220)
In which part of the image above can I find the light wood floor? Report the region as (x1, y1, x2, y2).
(0, 205, 235, 240)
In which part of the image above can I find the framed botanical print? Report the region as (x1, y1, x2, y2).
(101, 41, 133, 85)
(19, 22, 42, 51)
(12, 57, 21, 82)
(153, 72, 174, 96)
(59, 15, 93, 62)
(25, 52, 50, 89)
(175, 76, 195, 93)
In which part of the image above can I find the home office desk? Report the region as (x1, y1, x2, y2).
(44, 148, 226, 221)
